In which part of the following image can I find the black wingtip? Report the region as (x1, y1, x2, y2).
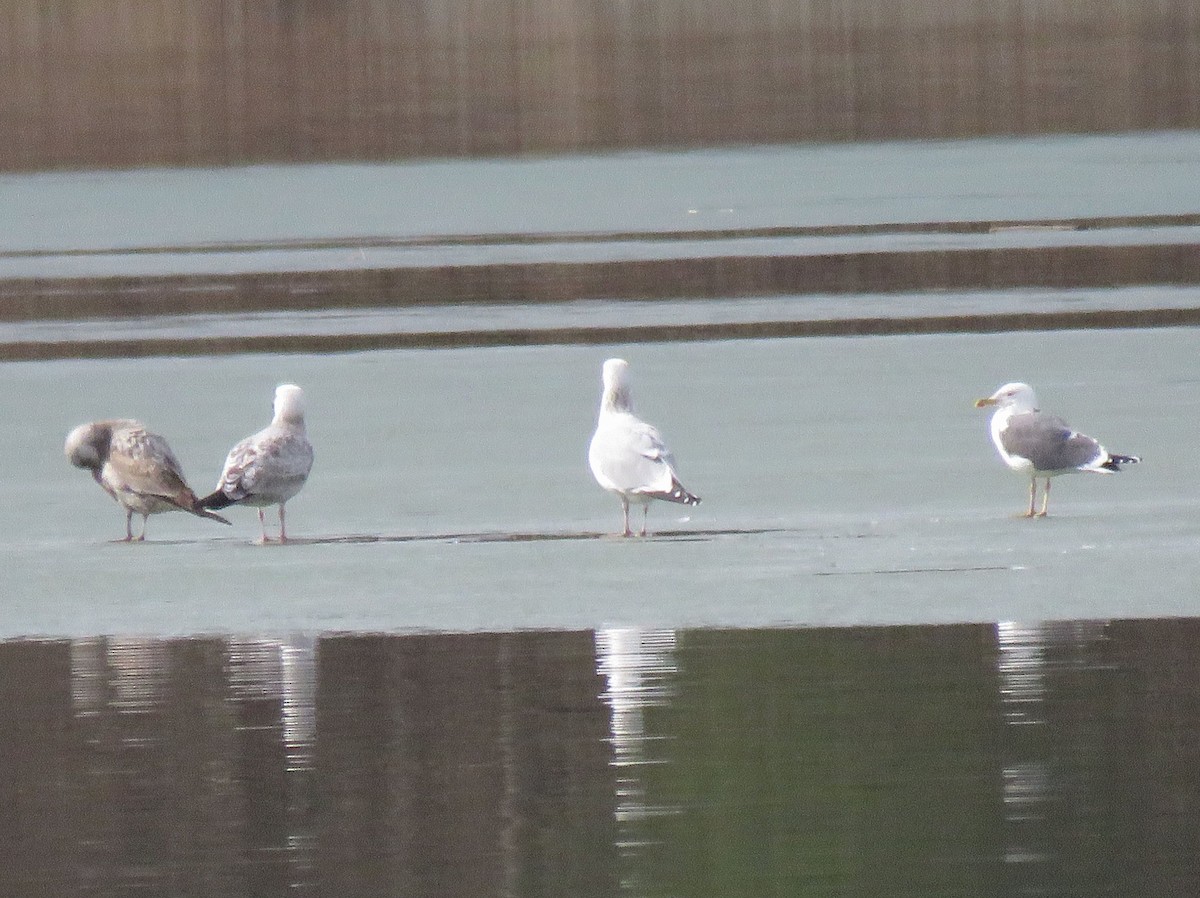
(653, 480, 700, 506)
(199, 490, 235, 510)
(1102, 453, 1141, 471)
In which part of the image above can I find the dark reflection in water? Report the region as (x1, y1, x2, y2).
(2, 621, 1198, 896)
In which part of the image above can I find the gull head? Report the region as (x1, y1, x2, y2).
(975, 382, 1038, 413)
(64, 422, 109, 472)
(600, 358, 633, 412)
(273, 384, 306, 426)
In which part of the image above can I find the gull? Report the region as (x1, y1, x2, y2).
(588, 358, 700, 536)
(200, 384, 314, 543)
(975, 382, 1139, 517)
(65, 419, 231, 541)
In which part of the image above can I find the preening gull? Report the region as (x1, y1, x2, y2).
(588, 358, 700, 536)
(975, 382, 1140, 517)
(65, 419, 231, 540)
(200, 384, 314, 543)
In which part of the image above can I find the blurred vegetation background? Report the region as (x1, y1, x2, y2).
(3, 0, 1198, 170)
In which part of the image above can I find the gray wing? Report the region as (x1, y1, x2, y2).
(219, 429, 313, 502)
(590, 417, 676, 494)
(1000, 412, 1104, 472)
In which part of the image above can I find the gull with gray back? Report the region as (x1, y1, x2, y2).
(200, 384, 314, 543)
(588, 358, 700, 536)
(975, 382, 1139, 517)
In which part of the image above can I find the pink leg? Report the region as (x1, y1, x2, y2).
(278, 504, 288, 543)
(1037, 479, 1051, 517)
(123, 510, 134, 542)
(640, 505, 649, 537)
(621, 497, 631, 537)
(258, 508, 270, 544)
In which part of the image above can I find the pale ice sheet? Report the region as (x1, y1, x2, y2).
(4, 132, 1200, 253)
(3, 328, 1199, 637)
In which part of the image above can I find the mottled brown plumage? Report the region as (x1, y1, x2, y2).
(65, 419, 230, 540)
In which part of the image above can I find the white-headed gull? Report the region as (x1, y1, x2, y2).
(588, 359, 700, 536)
(200, 384, 314, 542)
(975, 381, 1139, 517)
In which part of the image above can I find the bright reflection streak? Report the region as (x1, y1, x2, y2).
(997, 621, 1048, 727)
(996, 620, 1110, 872)
(595, 627, 680, 892)
(228, 636, 318, 886)
(71, 637, 168, 714)
(997, 621, 1051, 868)
(69, 635, 319, 891)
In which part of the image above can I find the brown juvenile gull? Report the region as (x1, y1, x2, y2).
(200, 384, 314, 543)
(588, 358, 700, 537)
(65, 419, 231, 541)
(975, 381, 1140, 517)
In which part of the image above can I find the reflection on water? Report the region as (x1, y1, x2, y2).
(596, 628, 680, 895)
(996, 620, 1148, 897)
(3, 621, 1199, 896)
(997, 621, 1053, 875)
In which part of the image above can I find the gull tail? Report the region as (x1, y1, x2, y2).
(199, 489, 235, 510)
(168, 489, 232, 525)
(191, 503, 232, 526)
(1101, 453, 1140, 472)
(649, 478, 701, 506)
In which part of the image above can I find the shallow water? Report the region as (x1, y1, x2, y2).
(2, 620, 1198, 897)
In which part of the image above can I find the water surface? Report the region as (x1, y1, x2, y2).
(2, 621, 1197, 896)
